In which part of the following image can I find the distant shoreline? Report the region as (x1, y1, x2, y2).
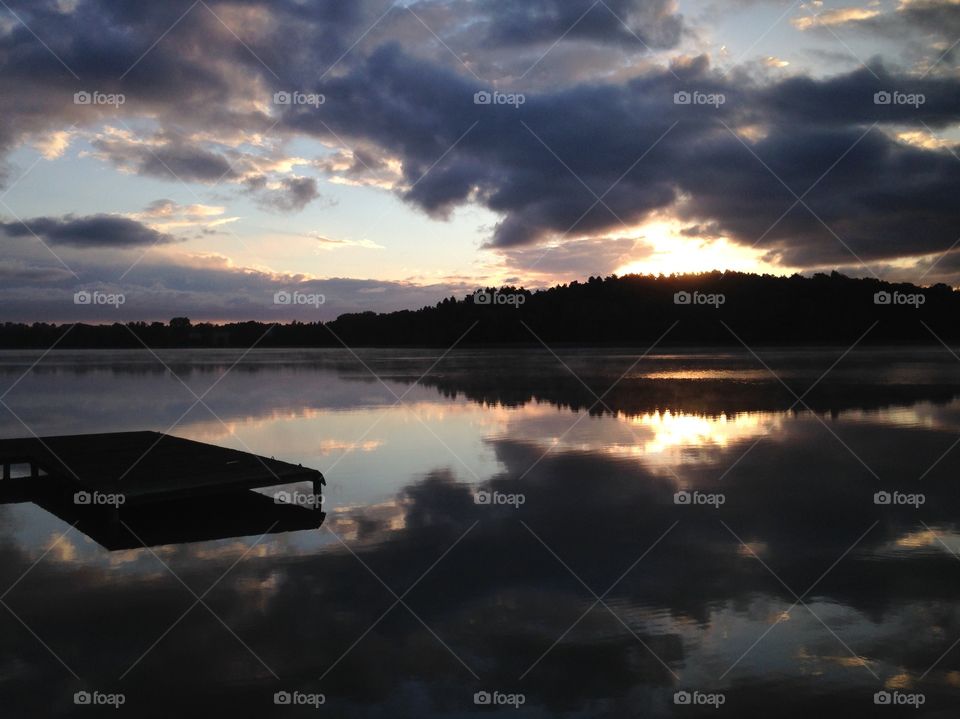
(3, 271, 959, 349)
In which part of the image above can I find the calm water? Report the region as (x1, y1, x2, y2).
(2, 347, 960, 717)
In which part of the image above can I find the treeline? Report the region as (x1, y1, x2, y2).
(2, 271, 958, 348)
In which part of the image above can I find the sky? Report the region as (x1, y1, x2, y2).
(0, 0, 958, 321)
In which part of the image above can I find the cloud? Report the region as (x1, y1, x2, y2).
(495, 236, 653, 279)
(253, 176, 322, 213)
(0, 238, 474, 322)
(130, 199, 238, 237)
(313, 147, 403, 189)
(284, 46, 960, 270)
(0, 0, 957, 296)
(792, 7, 882, 30)
(88, 127, 326, 212)
(0, 260, 75, 283)
(310, 233, 385, 250)
(138, 199, 226, 220)
(471, 0, 683, 51)
(0, 214, 176, 248)
(87, 130, 236, 183)
(762, 56, 790, 68)
(679, 222, 723, 239)
(33, 129, 73, 159)
(791, 0, 960, 70)
(128, 144, 234, 183)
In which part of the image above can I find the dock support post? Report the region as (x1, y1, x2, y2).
(2, 463, 8, 480)
(312, 475, 324, 511)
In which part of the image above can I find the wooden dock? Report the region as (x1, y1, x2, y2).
(0, 431, 326, 550)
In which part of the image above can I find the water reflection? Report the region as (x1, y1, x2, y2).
(0, 485, 326, 552)
(1, 348, 960, 716)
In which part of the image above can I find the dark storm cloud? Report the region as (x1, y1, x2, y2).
(283, 46, 960, 268)
(475, 0, 683, 50)
(0, 214, 175, 248)
(756, 65, 960, 128)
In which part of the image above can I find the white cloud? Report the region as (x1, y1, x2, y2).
(33, 130, 73, 160)
(792, 6, 882, 29)
(310, 233, 385, 251)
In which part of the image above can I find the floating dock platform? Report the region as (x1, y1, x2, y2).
(0, 431, 325, 550)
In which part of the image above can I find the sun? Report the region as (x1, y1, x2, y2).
(612, 219, 797, 277)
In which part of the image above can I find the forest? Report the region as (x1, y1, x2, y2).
(1, 271, 956, 348)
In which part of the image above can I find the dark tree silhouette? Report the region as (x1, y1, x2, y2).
(1, 272, 955, 348)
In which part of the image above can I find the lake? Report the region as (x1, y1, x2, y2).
(1, 347, 959, 716)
